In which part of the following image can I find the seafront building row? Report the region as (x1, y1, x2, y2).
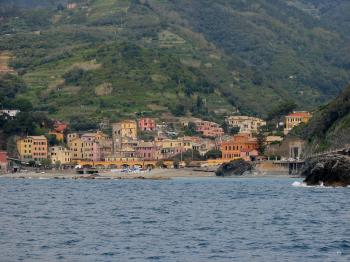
(0, 112, 311, 172)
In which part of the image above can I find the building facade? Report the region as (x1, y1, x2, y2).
(194, 121, 224, 138)
(284, 111, 312, 135)
(112, 120, 138, 151)
(221, 133, 258, 161)
(138, 118, 156, 131)
(17, 136, 48, 161)
(136, 142, 161, 161)
(226, 116, 266, 134)
(49, 146, 72, 165)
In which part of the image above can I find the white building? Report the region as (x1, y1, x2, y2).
(0, 109, 20, 118)
(226, 115, 266, 134)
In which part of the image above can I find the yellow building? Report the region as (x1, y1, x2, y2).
(112, 120, 137, 139)
(17, 136, 48, 161)
(67, 133, 79, 146)
(69, 137, 94, 161)
(112, 120, 138, 151)
(49, 146, 72, 165)
(284, 111, 312, 135)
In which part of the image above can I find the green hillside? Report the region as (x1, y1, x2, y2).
(295, 84, 350, 152)
(0, 0, 350, 122)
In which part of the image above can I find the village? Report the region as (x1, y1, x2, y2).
(0, 110, 312, 175)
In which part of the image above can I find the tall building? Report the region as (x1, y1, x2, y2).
(112, 120, 138, 151)
(284, 111, 312, 135)
(17, 136, 48, 161)
(226, 116, 266, 134)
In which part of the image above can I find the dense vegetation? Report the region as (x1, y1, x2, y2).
(293, 84, 350, 152)
(0, 0, 349, 122)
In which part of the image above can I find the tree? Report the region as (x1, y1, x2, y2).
(267, 100, 297, 121)
(257, 131, 266, 155)
(184, 122, 199, 136)
(205, 149, 222, 159)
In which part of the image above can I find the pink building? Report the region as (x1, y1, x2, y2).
(138, 118, 156, 131)
(136, 142, 160, 160)
(0, 151, 8, 173)
(92, 139, 113, 162)
(195, 121, 224, 138)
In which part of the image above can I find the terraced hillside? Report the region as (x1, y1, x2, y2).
(0, 0, 349, 122)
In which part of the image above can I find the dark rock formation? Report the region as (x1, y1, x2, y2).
(216, 160, 253, 177)
(301, 154, 350, 187)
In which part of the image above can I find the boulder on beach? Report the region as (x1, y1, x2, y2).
(216, 160, 253, 177)
(301, 154, 350, 187)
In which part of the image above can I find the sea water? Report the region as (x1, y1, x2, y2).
(0, 177, 349, 261)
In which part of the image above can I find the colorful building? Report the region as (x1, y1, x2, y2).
(49, 146, 72, 165)
(0, 151, 8, 173)
(136, 142, 161, 160)
(226, 116, 266, 134)
(138, 118, 156, 131)
(112, 120, 138, 151)
(284, 111, 312, 135)
(17, 136, 48, 161)
(221, 133, 258, 162)
(69, 137, 94, 161)
(194, 121, 224, 138)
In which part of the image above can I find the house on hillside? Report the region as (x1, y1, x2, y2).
(284, 111, 312, 135)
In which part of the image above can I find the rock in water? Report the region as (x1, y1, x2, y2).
(301, 154, 350, 187)
(216, 160, 253, 177)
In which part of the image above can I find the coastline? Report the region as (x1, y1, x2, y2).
(0, 168, 296, 180)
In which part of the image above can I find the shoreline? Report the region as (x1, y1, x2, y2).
(0, 168, 298, 180)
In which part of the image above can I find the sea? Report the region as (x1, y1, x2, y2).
(0, 177, 349, 262)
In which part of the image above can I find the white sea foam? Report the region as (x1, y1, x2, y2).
(292, 181, 309, 187)
(292, 181, 348, 188)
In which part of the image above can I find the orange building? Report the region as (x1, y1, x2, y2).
(221, 133, 258, 161)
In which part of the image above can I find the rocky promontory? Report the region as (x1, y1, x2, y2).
(301, 154, 350, 187)
(216, 160, 254, 177)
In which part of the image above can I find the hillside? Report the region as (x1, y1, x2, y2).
(0, 0, 350, 122)
(295, 84, 350, 152)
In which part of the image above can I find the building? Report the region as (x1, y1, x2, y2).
(136, 142, 161, 161)
(48, 121, 68, 142)
(112, 120, 138, 151)
(0, 151, 8, 173)
(138, 118, 156, 131)
(265, 137, 306, 160)
(0, 109, 20, 118)
(284, 111, 312, 135)
(155, 137, 193, 159)
(221, 133, 258, 162)
(17, 136, 48, 161)
(67, 3, 77, 9)
(67, 133, 79, 146)
(226, 116, 266, 134)
(69, 137, 94, 161)
(49, 146, 72, 165)
(194, 121, 224, 138)
(92, 138, 113, 161)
